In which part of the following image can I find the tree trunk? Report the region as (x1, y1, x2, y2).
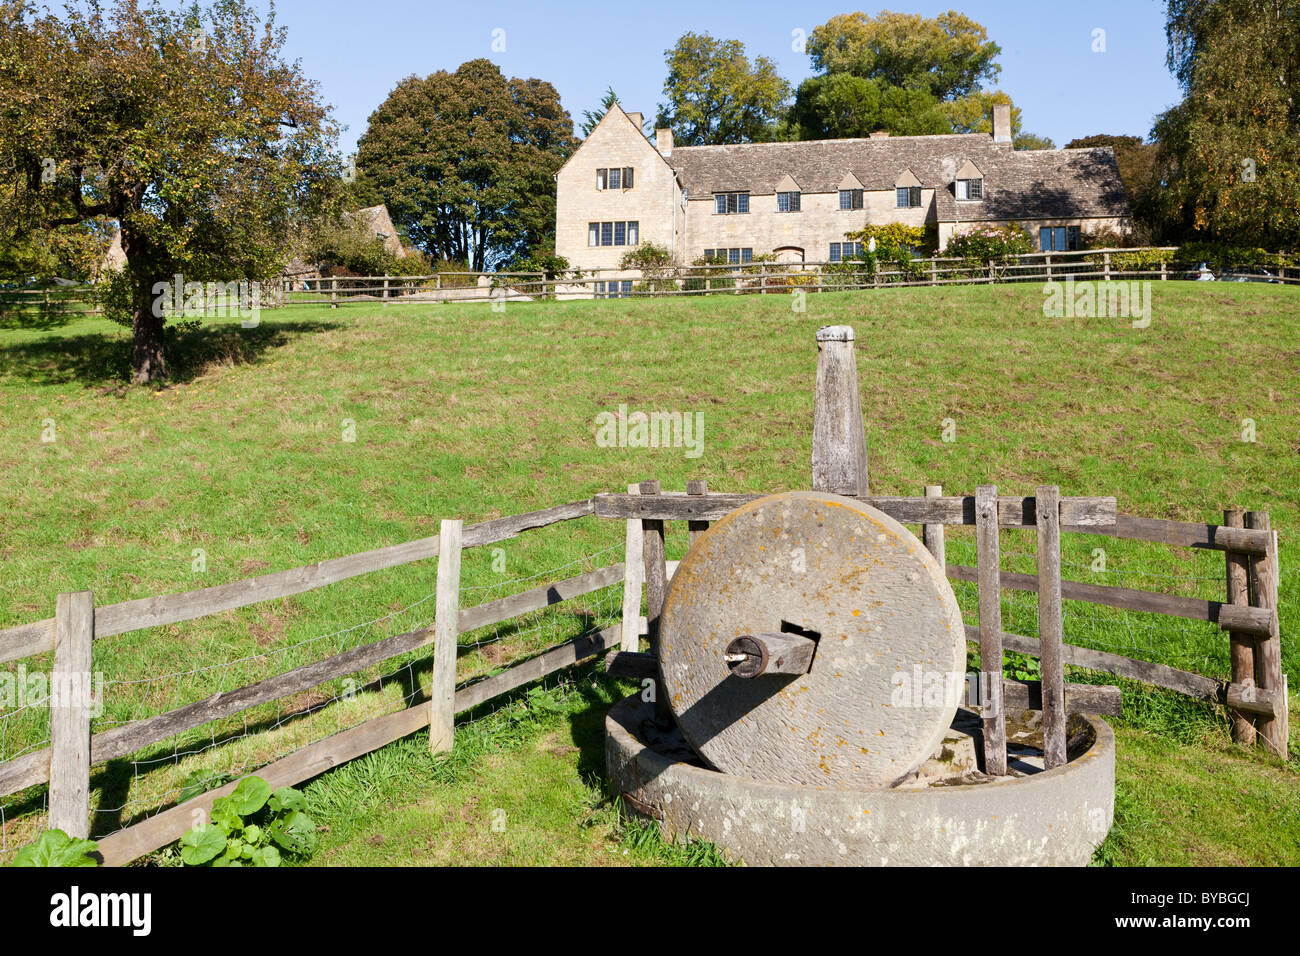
(120, 222, 167, 384)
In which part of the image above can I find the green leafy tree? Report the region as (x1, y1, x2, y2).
(654, 32, 791, 145)
(792, 13, 1052, 147)
(786, 75, 950, 139)
(0, 219, 109, 283)
(1152, 0, 1300, 248)
(0, 0, 339, 383)
(356, 59, 576, 271)
(807, 10, 1001, 100)
(580, 86, 621, 138)
(939, 90, 1053, 149)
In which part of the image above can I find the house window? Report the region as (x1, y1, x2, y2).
(896, 186, 922, 208)
(829, 242, 865, 262)
(704, 247, 753, 265)
(955, 178, 983, 200)
(588, 221, 640, 247)
(596, 167, 634, 190)
(714, 192, 749, 214)
(1039, 226, 1081, 252)
(777, 191, 801, 212)
(594, 280, 634, 299)
(839, 189, 864, 210)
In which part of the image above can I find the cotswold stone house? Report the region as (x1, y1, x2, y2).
(554, 103, 1130, 294)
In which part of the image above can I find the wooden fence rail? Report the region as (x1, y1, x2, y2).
(0, 499, 595, 665)
(0, 483, 1287, 863)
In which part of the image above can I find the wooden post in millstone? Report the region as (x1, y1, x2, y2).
(1035, 485, 1067, 770)
(812, 326, 869, 496)
(975, 485, 1007, 775)
(639, 479, 671, 721)
(1224, 508, 1256, 745)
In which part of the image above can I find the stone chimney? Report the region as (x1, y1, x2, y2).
(869, 130, 889, 139)
(992, 104, 1012, 143)
(626, 111, 643, 131)
(656, 127, 673, 157)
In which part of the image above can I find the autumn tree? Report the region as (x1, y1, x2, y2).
(654, 33, 791, 145)
(792, 11, 1052, 147)
(1151, 0, 1300, 247)
(355, 59, 575, 271)
(940, 91, 1054, 149)
(806, 10, 1001, 99)
(0, 0, 339, 383)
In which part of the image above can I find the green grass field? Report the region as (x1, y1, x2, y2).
(1, 282, 1296, 866)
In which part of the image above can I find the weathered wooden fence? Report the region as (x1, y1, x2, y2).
(0, 480, 1286, 864)
(8, 247, 1296, 319)
(0, 324, 1287, 865)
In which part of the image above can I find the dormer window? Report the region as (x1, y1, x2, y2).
(839, 189, 864, 210)
(896, 186, 921, 208)
(955, 178, 983, 200)
(777, 191, 801, 212)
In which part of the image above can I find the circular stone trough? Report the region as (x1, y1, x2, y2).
(606, 694, 1115, 866)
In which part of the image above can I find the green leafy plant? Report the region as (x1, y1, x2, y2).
(178, 776, 317, 867)
(1005, 651, 1042, 682)
(9, 829, 99, 867)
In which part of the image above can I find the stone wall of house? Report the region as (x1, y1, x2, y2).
(937, 216, 1132, 252)
(555, 104, 681, 276)
(682, 188, 936, 264)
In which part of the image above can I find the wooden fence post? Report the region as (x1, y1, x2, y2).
(50, 591, 94, 838)
(382, 275, 390, 305)
(639, 480, 667, 645)
(922, 485, 945, 566)
(1045, 255, 1052, 280)
(1247, 512, 1287, 756)
(812, 326, 869, 497)
(619, 484, 644, 653)
(639, 480, 671, 720)
(687, 479, 709, 546)
(1160, 259, 1168, 281)
(429, 520, 462, 754)
(1224, 508, 1257, 745)
(975, 486, 1007, 775)
(1103, 252, 1111, 281)
(330, 276, 338, 308)
(1036, 485, 1067, 770)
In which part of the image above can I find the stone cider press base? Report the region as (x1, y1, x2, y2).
(606, 694, 1115, 866)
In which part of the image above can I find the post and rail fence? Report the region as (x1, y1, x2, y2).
(4, 247, 1298, 319)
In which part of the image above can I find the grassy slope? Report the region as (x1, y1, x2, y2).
(0, 283, 1296, 866)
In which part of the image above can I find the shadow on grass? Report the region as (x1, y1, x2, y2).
(0, 319, 343, 388)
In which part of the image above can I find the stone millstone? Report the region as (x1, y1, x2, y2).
(658, 491, 966, 788)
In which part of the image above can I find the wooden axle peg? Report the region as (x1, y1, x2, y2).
(724, 632, 817, 678)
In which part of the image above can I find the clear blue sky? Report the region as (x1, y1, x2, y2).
(262, 0, 1182, 156)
